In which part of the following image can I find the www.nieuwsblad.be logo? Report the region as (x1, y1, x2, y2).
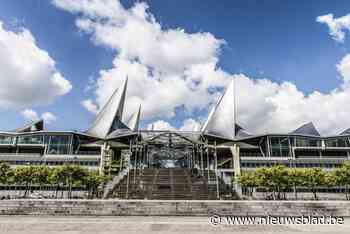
(209, 214, 344, 226)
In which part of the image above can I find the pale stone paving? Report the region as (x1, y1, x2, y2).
(0, 216, 349, 234)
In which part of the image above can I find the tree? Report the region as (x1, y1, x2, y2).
(254, 165, 289, 200)
(60, 164, 87, 199)
(237, 172, 258, 197)
(300, 168, 326, 200)
(13, 166, 36, 197)
(83, 172, 110, 199)
(32, 165, 50, 191)
(0, 162, 13, 195)
(333, 163, 350, 200)
(0, 162, 11, 184)
(270, 165, 289, 200)
(287, 168, 304, 200)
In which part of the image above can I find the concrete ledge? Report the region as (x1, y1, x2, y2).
(0, 200, 349, 216)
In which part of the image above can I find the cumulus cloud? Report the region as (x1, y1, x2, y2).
(337, 54, 350, 82)
(53, 0, 227, 121)
(147, 118, 201, 131)
(21, 109, 40, 122)
(147, 120, 176, 131)
(0, 21, 72, 110)
(317, 13, 350, 42)
(54, 0, 350, 135)
(179, 118, 201, 131)
(21, 109, 57, 124)
(81, 99, 98, 114)
(232, 73, 350, 135)
(54, 0, 222, 74)
(41, 112, 57, 124)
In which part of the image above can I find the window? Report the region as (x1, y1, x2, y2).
(17, 135, 44, 144)
(0, 135, 13, 144)
(325, 137, 349, 148)
(295, 137, 321, 147)
(47, 135, 72, 155)
(269, 137, 291, 157)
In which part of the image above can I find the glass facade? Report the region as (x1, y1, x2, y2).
(241, 161, 342, 169)
(294, 137, 321, 147)
(17, 135, 44, 144)
(269, 136, 291, 157)
(325, 137, 349, 148)
(0, 135, 14, 144)
(46, 135, 72, 155)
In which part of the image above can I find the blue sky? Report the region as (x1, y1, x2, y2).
(1, 0, 350, 134)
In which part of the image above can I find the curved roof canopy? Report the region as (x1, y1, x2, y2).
(339, 128, 350, 136)
(201, 80, 235, 140)
(87, 78, 130, 139)
(290, 122, 320, 136)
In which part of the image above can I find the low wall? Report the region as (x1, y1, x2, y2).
(0, 200, 349, 216)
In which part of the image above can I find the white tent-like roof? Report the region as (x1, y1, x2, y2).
(201, 80, 236, 140)
(87, 78, 129, 139)
(126, 104, 141, 132)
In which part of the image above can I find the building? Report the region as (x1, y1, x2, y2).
(1, 78, 350, 199)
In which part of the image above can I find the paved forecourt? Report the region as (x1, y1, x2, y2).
(0, 215, 349, 234)
(1, 199, 350, 216)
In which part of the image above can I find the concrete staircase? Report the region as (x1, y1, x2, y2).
(109, 168, 236, 200)
(103, 167, 129, 199)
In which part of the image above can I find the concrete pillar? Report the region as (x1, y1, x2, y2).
(100, 142, 110, 175)
(230, 144, 242, 197)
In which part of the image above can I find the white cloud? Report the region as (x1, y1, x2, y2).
(233, 70, 350, 135)
(41, 112, 57, 124)
(21, 109, 57, 124)
(81, 99, 98, 114)
(21, 109, 39, 121)
(0, 21, 72, 110)
(317, 13, 350, 42)
(337, 54, 350, 82)
(53, 0, 228, 121)
(147, 120, 176, 131)
(146, 118, 201, 131)
(54, 0, 350, 135)
(54, 0, 223, 75)
(179, 118, 201, 131)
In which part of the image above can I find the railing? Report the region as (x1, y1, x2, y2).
(0, 153, 42, 159)
(44, 154, 100, 160)
(103, 166, 130, 199)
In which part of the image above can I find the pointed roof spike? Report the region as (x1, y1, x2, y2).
(15, 119, 44, 133)
(106, 119, 132, 138)
(201, 80, 235, 140)
(235, 123, 244, 134)
(87, 77, 129, 138)
(339, 128, 350, 135)
(290, 122, 320, 136)
(235, 123, 252, 138)
(127, 104, 141, 131)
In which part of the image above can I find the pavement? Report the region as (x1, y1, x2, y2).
(0, 216, 349, 234)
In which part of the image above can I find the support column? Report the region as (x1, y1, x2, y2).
(99, 143, 106, 175)
(214, 141, 220, 199)
(100, 142, 112, 175)
(139, 145, 143, 176)
(200, 145, 204, 176)
(230, 144, 241, 197)
(134, 144, 137, 184)
(207, 146, 210, 182)
(266, 136, 271, 157)
(126, 140, 132, 199)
